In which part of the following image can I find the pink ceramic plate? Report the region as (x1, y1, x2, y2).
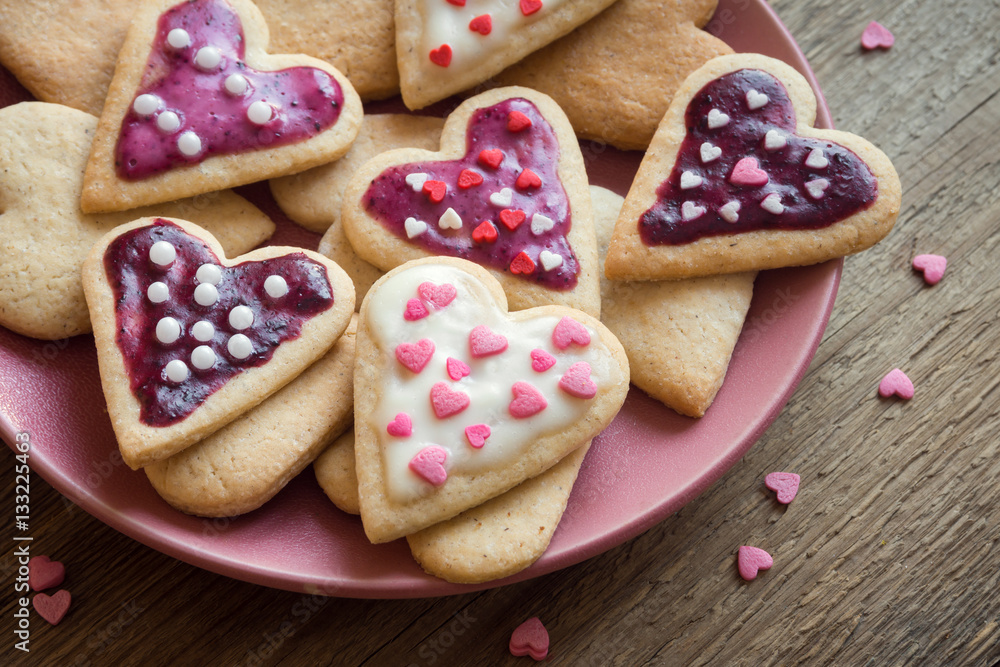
(0, 0, 839, 598)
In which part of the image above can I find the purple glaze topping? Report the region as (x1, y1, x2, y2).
(640, 69, 878, 245)
(115, 0, 344, 180)
(105, 219, 334, 426)
(362, 98, 578, 290)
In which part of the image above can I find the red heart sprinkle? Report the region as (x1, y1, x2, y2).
(519, 0, 544, 18)
(457, 169, 484, 189)
(509, 381, 547, 418)
(507, 110, 533, 132)
(464, 423, 491, 448)
(510, 251, 535, 274)
(730, 157, 769, 186)
(386, 413, 413, 437)
(499, 209, 526, 231)
(738, 546, 773, 581)
(29, 556, 66, 592)
(417, 281, 457, 309)
(404, 298, 429, 321)
(33, 590, 72, 625)
(878, 368, 914, 399)
(552, 316, 591, 350)
(764, 472, 800, 504)
(530, 348, 556, 372)
(409, 446, 448, 485)
(430, 382, 471, 418)
(469, 324, 508, 358)
(469, 14, 492, 35)
(429, 44, 452, 67)
(515, 168, 542, 190)
(861, 21, 894, 50)
(446, 0, 466, 5)
(912, 254, 947, 285)
(478, 149, 504, 169)
(422, 179, 447, 203)
(472, 220, 498, 243)
(558, 362, 597, 399)
(509, 617, 549, 660)
(446, 357, 471, 381)
(395, 338, 435, 374)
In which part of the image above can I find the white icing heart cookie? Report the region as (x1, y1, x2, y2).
(354, 257, 629, 543)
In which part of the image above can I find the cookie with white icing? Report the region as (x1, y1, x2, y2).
(353, 256, 628, 544)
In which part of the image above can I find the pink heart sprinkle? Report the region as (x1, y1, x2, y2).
(509, 381, 547, 419)
(403, 298, 429, 321)
(737, 545, 773, 581)
(446, 357, 471, 381)
(464, 424, 491, 448)
(430, 382, 471, 418)
(861, 21, 894, 50)
(912, 254, 947, 285)
(395, 339, 435, 374)
(558, 362, 597, 399)
(386, 413, 413, 438)
(509, 617, 549, 661)
(409, 446, 448, 486)
(530, 348, 556, 372)
(469, 324, 508, 358)
(878, 368, 914, 400)
(764, 472, 800, 504)
(730, 157, 769, 187)
(417, 281, 457, 309)
(29, 556, 66, 592)
(552, 316, 591, 350)
(33, 590, 72, 625)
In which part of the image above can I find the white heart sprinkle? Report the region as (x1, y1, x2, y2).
(764, 129, 787, 151)
(700, 142, 722, 163)
(746, 89, 769, 110)
(438, 207, 463, 230)
(404, 217, 428, 238)
(805, 178, 830, 199)
(539, 250, 563, 271)
(680, 171, 703, 189)
(761, 193, 784, 214)
(405, 172, 429, 192)
(489, 188, 513, 207)
(719, 200, 741, 223)
(805, 148, 829, 169)
(681, 201, 706, 221)
(530, 213, 555, 235)
(707, 108, 730, 129)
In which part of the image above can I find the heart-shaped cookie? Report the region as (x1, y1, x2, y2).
(343, 87, 600, 317)
(353, 257, 628, 543)
(81, 0, 362, 213)
(605, 54, 901, 280)
(83, 217, 355, 469)
(394, 0, 617, 110)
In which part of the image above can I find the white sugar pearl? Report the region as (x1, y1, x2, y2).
(247, 100, 273, 125)
(196, 263, 222, 285)
(264, 275, 288, 298)
(166, 28, 191, 49)
(227, 334, 253, 359)
(194, 283, 218, 306)
(133, 94, 160, 117)
(164, 359, 189, 383)
(155, 317, 181, 344)
(191, 345, 216, 370)
(191, 320, 215, 342)
(194, 46, 221, 70)
(147, 281, 169, 303)
(228, 305, 254, 330)
(156, 111, 180, 133)
(224, 73, 248, 96)
(149, 241, 176, 266)
(177, 131, 202, 157)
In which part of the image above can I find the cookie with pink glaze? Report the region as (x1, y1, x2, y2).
(82, 217, 355, 469)
(604, 54, 901, 281)
(353, 257, 627, 543)
(342, 87, 601, 317)
(80, 0, 362, 213)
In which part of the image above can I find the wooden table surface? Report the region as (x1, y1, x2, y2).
(4, 0, 1000, 664)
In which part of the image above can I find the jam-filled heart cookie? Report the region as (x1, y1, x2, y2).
(353, 257, 628, 543)
(342, 87, 601, 317)
(604, 54, 901, 280)
(80, 0, 362, 213)
(82, 217, 355, 469)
